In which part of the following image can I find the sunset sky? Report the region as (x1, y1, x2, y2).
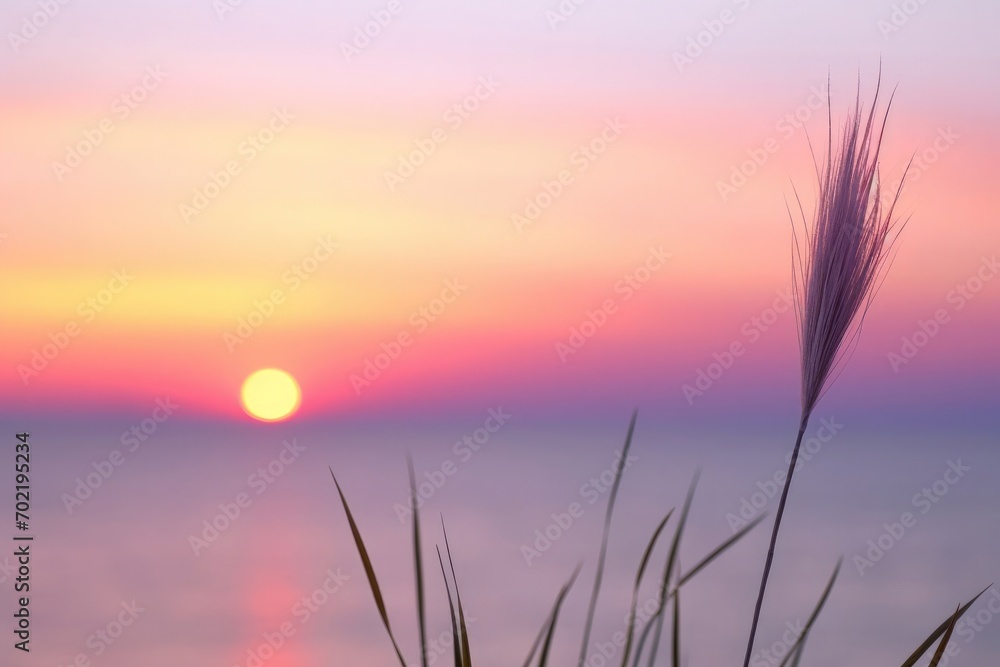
(2, 0, 997, 429)
(2, 2, 999, 666)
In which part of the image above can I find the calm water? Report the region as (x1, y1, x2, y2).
(12, 416, 999, 666)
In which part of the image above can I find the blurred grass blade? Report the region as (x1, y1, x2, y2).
(899, 586, 990, 667)
(578, 409, 638, 667)
(329, 469, 409, 667)
(539, 563, 583, 667)
(435, 546, 463, 667)
(624, 510, 762, 667)
(521, 615, 550, 667)
(788, 638, 806, 667)
(408, 456, 429, 667)
(671, 561, 681, 667)
(620, 509, 674, 667)
(442, 519, 473, 667)
(678, 515, 767, 587)
(644, 470, 700, 667)
(630, 610, 657, 667)
(777, 558, 841, 667)
(927, 606, 961, 667)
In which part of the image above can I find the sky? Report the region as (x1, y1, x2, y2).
(1, 0, 998, 665)
(1, 0, 998, 429)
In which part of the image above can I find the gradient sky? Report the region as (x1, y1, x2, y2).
(1, 0, 998, 429)
(2, 2, 1000, 667)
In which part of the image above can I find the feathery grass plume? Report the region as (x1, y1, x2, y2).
(741, 74, 908, 667)
(794, 79, 907, 422)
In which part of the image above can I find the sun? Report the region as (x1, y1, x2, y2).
(240, 369, 301, 422)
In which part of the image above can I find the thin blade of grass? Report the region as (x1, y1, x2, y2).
(329, 469, 408, 667)
(927, 606, 961, 667)
(435, 546, 463, 667)
(578, 409, 638, 667)
(630, 609, 658, 667)
(788, 638, 806, 667)
(899, 586, 990, 667)
(521, 616, 551, 667)
(777, 558, 841, 667)
(630, 500, 758, 667)
(671, 561, 681, 667)
(408, 456, 429, 667)
(643, 470, 700, 667)
(539, 563, 583, 667)
(442, 519, 473, 667)
(677, 515, 767, 588)
(620, 509, 674, 667)
(621, 511, 762, 667)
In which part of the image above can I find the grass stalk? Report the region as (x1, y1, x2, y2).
(742, 419, 809, 667)
(577, 409, 638, 667)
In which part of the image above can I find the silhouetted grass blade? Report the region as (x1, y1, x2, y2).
(578, 408, 638, 667)
(777, 558, 840, 667)
(539, 563, 583, 667)
(788, 639, 805, 667)
(899, 586, 990, 667)
(671, 561, 681, 667)
(442, 519, 473, 667)
(927, 606, 961, 667)
(644, 470, 700, 667)
(408, 456, 429, 667)
(678, 515, 767, 588)
(435, 546, 463, 667)
(329, 469, 409, 667)
(521, 615, 550, 667)
(620, 509, 674, 667)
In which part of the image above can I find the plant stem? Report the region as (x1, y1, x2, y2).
(741, 417, 809, 667)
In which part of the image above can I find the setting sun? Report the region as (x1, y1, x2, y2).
(240, 369, 301, 422)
